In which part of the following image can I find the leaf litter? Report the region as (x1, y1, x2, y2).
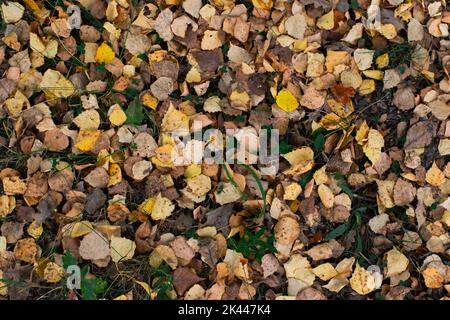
(0, 0, 449, 301)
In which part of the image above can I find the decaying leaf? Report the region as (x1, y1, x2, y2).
(110, 236, 136, 263)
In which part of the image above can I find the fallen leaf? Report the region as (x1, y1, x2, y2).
(385, 248, 409, 277)
(95, 42, 115, 64)
(276, 89, 299, 112)
(317, 10, 334, 30)
(349, 264, 376, 295)
(79, 232, 110, 261)
(110, 236, 136, 263)
(151, 193, 175, 221)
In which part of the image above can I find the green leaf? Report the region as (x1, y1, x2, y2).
(235, 114, 247, 122)
(138, 53, 147, 61)
(278, 140, 293, 154)
(62, 251, 77, 269)
(255, 226, 266, 239)
(313, 133, 325, 154)
(81, 276, 107, 300)
(350, 0, 359, 9)
(390, 160, 401, 174)
(325, 223, 349, 241)
(96, 63, 106, 72)
(222, 42, 230, 56)
(299, 170, 314, 188)
(122, 87, 139, 99)
(352, 207, 367, 226)
(125, 99, 145, 125)
(331, 172, 353, 199)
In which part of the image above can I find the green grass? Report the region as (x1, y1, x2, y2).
(150, 263, 174, 300)
(228, 226, 276, 261)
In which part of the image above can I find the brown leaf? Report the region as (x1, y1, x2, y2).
(13, 238, 39, 264)
(393, 178, 416, 206)
(404, 121, 436, 150)
(173, 267, 204, 296)
(44, 128, 69, 151)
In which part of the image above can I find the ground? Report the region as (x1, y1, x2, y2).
(0, 0, 449, 301)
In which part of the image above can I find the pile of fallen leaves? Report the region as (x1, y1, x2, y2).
(0, 0, 449, 300)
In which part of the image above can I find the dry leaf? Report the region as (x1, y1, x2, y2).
(110, 236, 136, 263)
(349, 264, 376, 295)
(385, 248, 409, 277)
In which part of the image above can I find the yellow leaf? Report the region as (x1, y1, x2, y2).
(142, 92, 159, 110)
(151, 144, 175, 168)
(283, 147, 313, 166)
(149, 50, 166, 62)
(30, 33, 58, 58)
(230, 90, 250, 108)
(359, 79, 376, 95)
(151, 193, 175, 220)
(313, 166, 329, 185)
(376, 53, 389, 69)
(161, 105, 189, 133)
(75, 130, 101, 152)
(27, 221, 43, 239)
(293, 39, 307, 52)
(110, 236, 136, 263)
(70, 221, 93, 238)
(108, 104, 127, 126)
(0, 269, 7, 296)
(327, 99, 354, 118)
(95, 42, 115, 64)
(318, 184, 334, 208)
(362, 70, 384, 80)
(355, 121, 369, 145)
(283, 183, 302, 201)
(353, 49, 374, 71)
(313, 263, 338, 281)
(323, 278, 349, 293)
(325, 51, 349, 73)
(363, 129, 384, 164)
(378, 23, 397, 40)
(114, 293, 132, 300)
(187, 174, 211, 197)
(251, 0, 273, 9)
(0, 195, 15, 218)
(283, 147, 314, 176)
(186, 67, 202, 83)
(317, 10, 334, 30)
(349, 264, 376, 295)
(43, 262, 64, 283)
(41, 69, 75, 98)
(185, 164, 202, 179)
(1, 2, 25, 23)
(139, 197, 156, 215)
(108, 163, 122, 187)
(438, 139, 450, 156)
(23, 0, 50, 21)
(422, 267, 444, 288)
(385, 248, 409, 277)
(133, 279, 151, 296)
(2, 176, 26, 195)
(421, 70, 434, 82)
(376, 179, 395, 209)
(320, 112, 344, 130)
(426, 162, 445, 186)
(73, 109, 101, 130)
(197, 226, 217, 238)
(276, 89, 299, 112)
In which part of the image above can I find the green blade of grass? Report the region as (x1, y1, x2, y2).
(222, 164, 249, 201)
(241, 163, 266, 218)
